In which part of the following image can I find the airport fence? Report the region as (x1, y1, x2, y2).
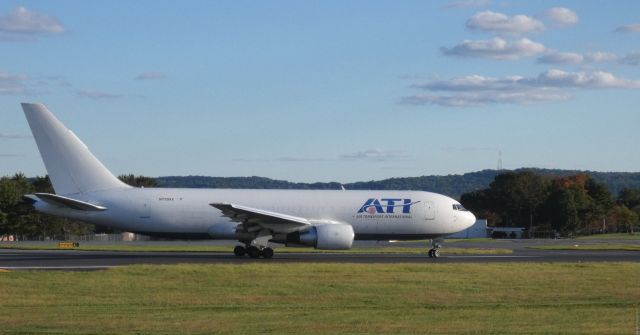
(1, 233, 150, 242)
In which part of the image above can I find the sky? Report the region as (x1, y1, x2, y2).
(0, 0, 639, 183)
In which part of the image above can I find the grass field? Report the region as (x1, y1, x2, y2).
(532, 243, 640, 251)
(0, 263, 638, 334)
(576, 233, 640, 240)
(0, 243, 512, 255)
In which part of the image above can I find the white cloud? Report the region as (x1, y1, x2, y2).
(0, 71, 28, 95)
(0, 71, 72, 95)
(76, 89, 122, 99)
(544, 7, 578, 27)
(620, 52, 640, 66)
(441, 37, 546, 60)
(0, 7, 65, 35)
(401, 69, 640, 107)
(401, 89, 569, 107)
(537, 51, 618, 65)
(540, 51, 640, 66)
(443, 0, 491, 10)
(411, 74, 523, 91)
(584, 52, 618, 63)
(615, 23, 640, 33)
(530, 69, 640, 89)
(135, 72, 167, 80)
(340, 149, 409, 161)
(466, 11, 544, 34)
(537, 52, 583, 65)
(276, 156, 327, 162)
(0, 133, 31, 139)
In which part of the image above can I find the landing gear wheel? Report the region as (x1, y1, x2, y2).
(428, 248, 440, 258)
(247, 246, 261, 258)
(428, 238, 442, 259)
(233, 245, 246, 257)
(262, 247, 274, 259)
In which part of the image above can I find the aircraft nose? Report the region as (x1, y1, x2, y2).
(463, 211, 476, 230)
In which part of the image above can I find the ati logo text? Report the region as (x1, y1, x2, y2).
(357, 198, 420, 214)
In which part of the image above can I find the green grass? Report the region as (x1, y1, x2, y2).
(576, 233, 640, 240)
(0, 263, 638, 334)
(532, 243, 640, 251)
(0, 243, 512, 255)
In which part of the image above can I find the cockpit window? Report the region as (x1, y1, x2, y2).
(453, 204, 469, 211)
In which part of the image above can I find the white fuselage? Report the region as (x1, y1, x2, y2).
(36, 188, 476, 240)
(20, 102, 476, 247)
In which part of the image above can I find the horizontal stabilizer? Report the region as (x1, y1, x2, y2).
(28, 193, 107, 211)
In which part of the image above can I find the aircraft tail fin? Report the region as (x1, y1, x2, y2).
(21, 103, 131, 196)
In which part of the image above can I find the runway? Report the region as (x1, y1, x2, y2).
(1, 243, 639, 270)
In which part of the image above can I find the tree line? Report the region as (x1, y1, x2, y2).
(0, 173, 93, 240)
(1, 171, 638, 239)
(460, 171, 639, 235)
(157, 169, 640, 199)
(0, 174, 156, 240)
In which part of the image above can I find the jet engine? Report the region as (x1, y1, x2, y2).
(287, 223, 354, 250)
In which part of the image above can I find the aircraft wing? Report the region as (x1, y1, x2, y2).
(210, 202, 310, 233)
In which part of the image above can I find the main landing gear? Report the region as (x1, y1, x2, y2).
(233, 245, 274, 259)
(428, 239, 442, 258)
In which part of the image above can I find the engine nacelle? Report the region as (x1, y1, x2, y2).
(289, 223, 354, 250)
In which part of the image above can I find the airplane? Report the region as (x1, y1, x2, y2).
(20, 103, 476, 259)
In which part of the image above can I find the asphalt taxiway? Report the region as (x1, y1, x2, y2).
(1, 239, 639, 270)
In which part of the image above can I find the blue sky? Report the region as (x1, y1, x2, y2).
(1, 1, 639, 183)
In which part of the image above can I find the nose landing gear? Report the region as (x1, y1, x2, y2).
(428, 248, 440, 258)
(428, 239, 443, 258)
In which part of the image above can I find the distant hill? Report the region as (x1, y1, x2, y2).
(156, 169, 640, 199)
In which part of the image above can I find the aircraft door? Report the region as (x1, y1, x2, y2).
(452, 204, 458, 222)
(424, 201, 435, 220)
(139, 201, 152, 221)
